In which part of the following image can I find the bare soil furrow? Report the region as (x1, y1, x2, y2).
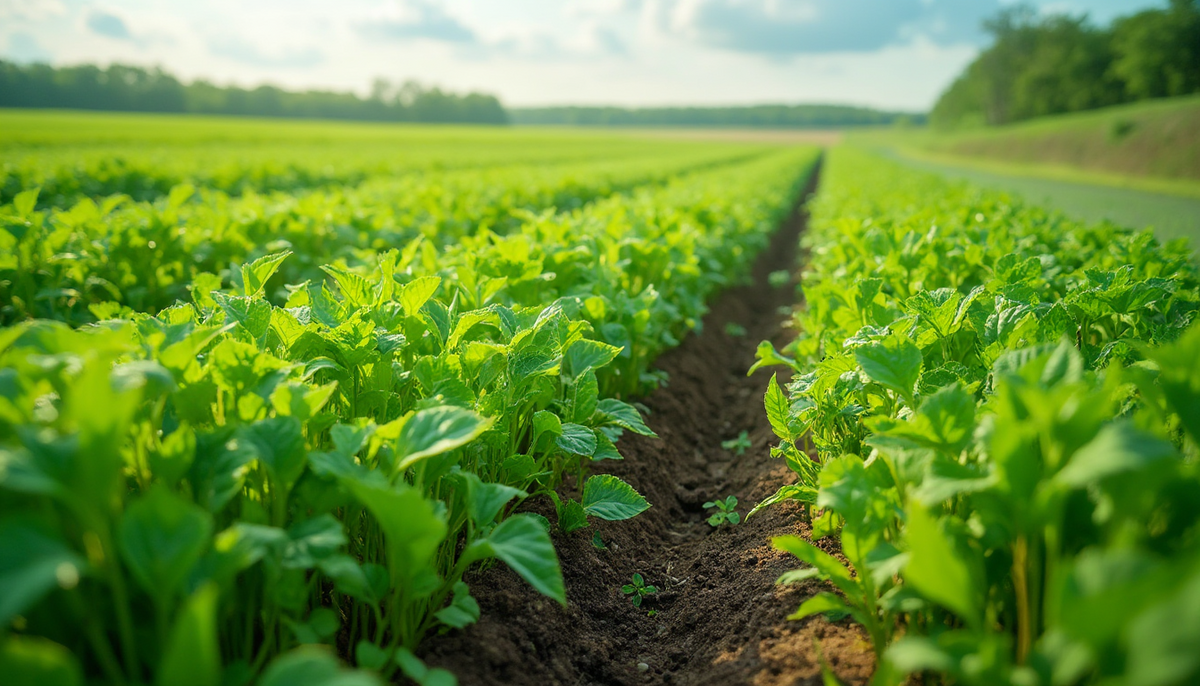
(424, 161, 875, 686)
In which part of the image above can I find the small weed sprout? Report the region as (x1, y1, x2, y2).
(768, 270, 791, 288)
(622, 573, 657, 607)
(704, 495, 740, 527)
(721, 430, 751, 455)
(724, 322, 747, 337)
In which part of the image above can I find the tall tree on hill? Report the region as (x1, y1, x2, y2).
(931, 1, 1200, 128)
(1111, 0, 1200, 100)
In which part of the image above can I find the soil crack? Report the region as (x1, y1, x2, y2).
(423, 160, 876, 686)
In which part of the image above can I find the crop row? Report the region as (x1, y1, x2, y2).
(0, 145, 763, 325)
(1, 116, 745, 210)
(753, 147, 1200, 686)
(0, 147, 820, 685)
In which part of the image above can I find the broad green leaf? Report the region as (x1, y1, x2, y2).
(764, 373, 792, 440)
(472, 514, 565, 604)
(596, 398, 657, 437)
(395, 407, 494, 471)
(0, 521, 86, 627)
(320, 265, 373, 309)
(156, 584, 221, 686)
(509, 347, 559, 379)
(570, 369, 599, 423)
(771, 535, 855, 594)
(556, 423, 598, 456)
(400, 276, 442, 316)
(554, 496, 589, 533)
(1145, 323, 1200, 445)
(866, 384, 975, 456)
(355, 642, 391, 671)
(454, 470, 525, 528)
(855, 337, 922, 402)
(787, 592, 851, 621)
(0, 635, 82, 686)
(776, 567, 821, 585)
(745, 483, 817, 520)
(12, 188, 40, 217)
(282, 515, 346, 569)
(915, 384, 975, 453)
(901, 502, 978, 626)
(1055, 421, 1176, 487)
(318, 555, 379, 604)
(434, 581, 481, 629)
(242, 251, 292, 297)
(582, 474, 650, 520)
(591, 430, 623, 461)
(118, 486, 213, 601)
(447, 309, 499, 350)
(748, 340, 798, 375)
(238, 417, 308, 495)
(212, 293, 272, 341)
(885, 637, 956, 675)
(565, 339, 622, 376)
(259, 646, 381, 686)
(343, 481, 446, 588)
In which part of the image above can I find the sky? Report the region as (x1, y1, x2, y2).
(0, 0, 1166, 111)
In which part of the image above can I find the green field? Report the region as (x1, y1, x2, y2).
(756, 145, 1200, 686)
(875, 146, 1200, 248)
(885, 96, 1200, 197)
(2, 110, 1199, 686)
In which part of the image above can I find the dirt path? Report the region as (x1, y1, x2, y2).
(423, 162, 876, 686)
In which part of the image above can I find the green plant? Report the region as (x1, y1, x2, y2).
(721, 430, 752, 456)
(703, 496, 741, 527)
(768, 270, 791, 288)
(752, 146, 1200, 686)
(0, 128, 822, 684)
(621, 573, 658, 608)
(723, 323, 747, 337)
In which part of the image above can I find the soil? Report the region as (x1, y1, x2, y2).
(422, 163, 877, 686)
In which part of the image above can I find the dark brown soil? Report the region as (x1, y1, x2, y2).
(422, 164, 877, 686)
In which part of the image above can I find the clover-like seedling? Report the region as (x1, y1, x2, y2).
(704, 495, 740, 527)
(723, 322, 747, 337)
(621, 573, 657, 608)
(721, 430, 751, 456)
(768, 270, 791, 288)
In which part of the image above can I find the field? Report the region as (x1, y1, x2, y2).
(2, 110, 1200, 686)
(871, 146, 1200, 248)
(883, 96, 1200, 198)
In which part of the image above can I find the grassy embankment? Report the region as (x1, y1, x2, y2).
(889, 95, 1200, 198)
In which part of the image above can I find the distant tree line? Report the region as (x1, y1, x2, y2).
(510, 104, 922, 128)
(933, 0, 1200, 128)
(0, 60, 508, 124)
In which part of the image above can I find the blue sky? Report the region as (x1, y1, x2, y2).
(0, 0, 1166, 110)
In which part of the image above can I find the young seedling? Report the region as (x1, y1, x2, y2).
(768, 270, 791, 288)
(621, 573, 657, 608)
(704, 495, 740, 527)
(721, 430, 752, 456)
(723, 322, 747, 337)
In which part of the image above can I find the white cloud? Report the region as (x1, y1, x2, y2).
(4, 32, 53, 62)
(357, 0, 477, 44)
(208, 37, 325, 69)
(86, 11, 136, 41)
(0, 0, 66, 22)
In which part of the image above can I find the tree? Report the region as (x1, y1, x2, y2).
(1111, 0, 1200, 100)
